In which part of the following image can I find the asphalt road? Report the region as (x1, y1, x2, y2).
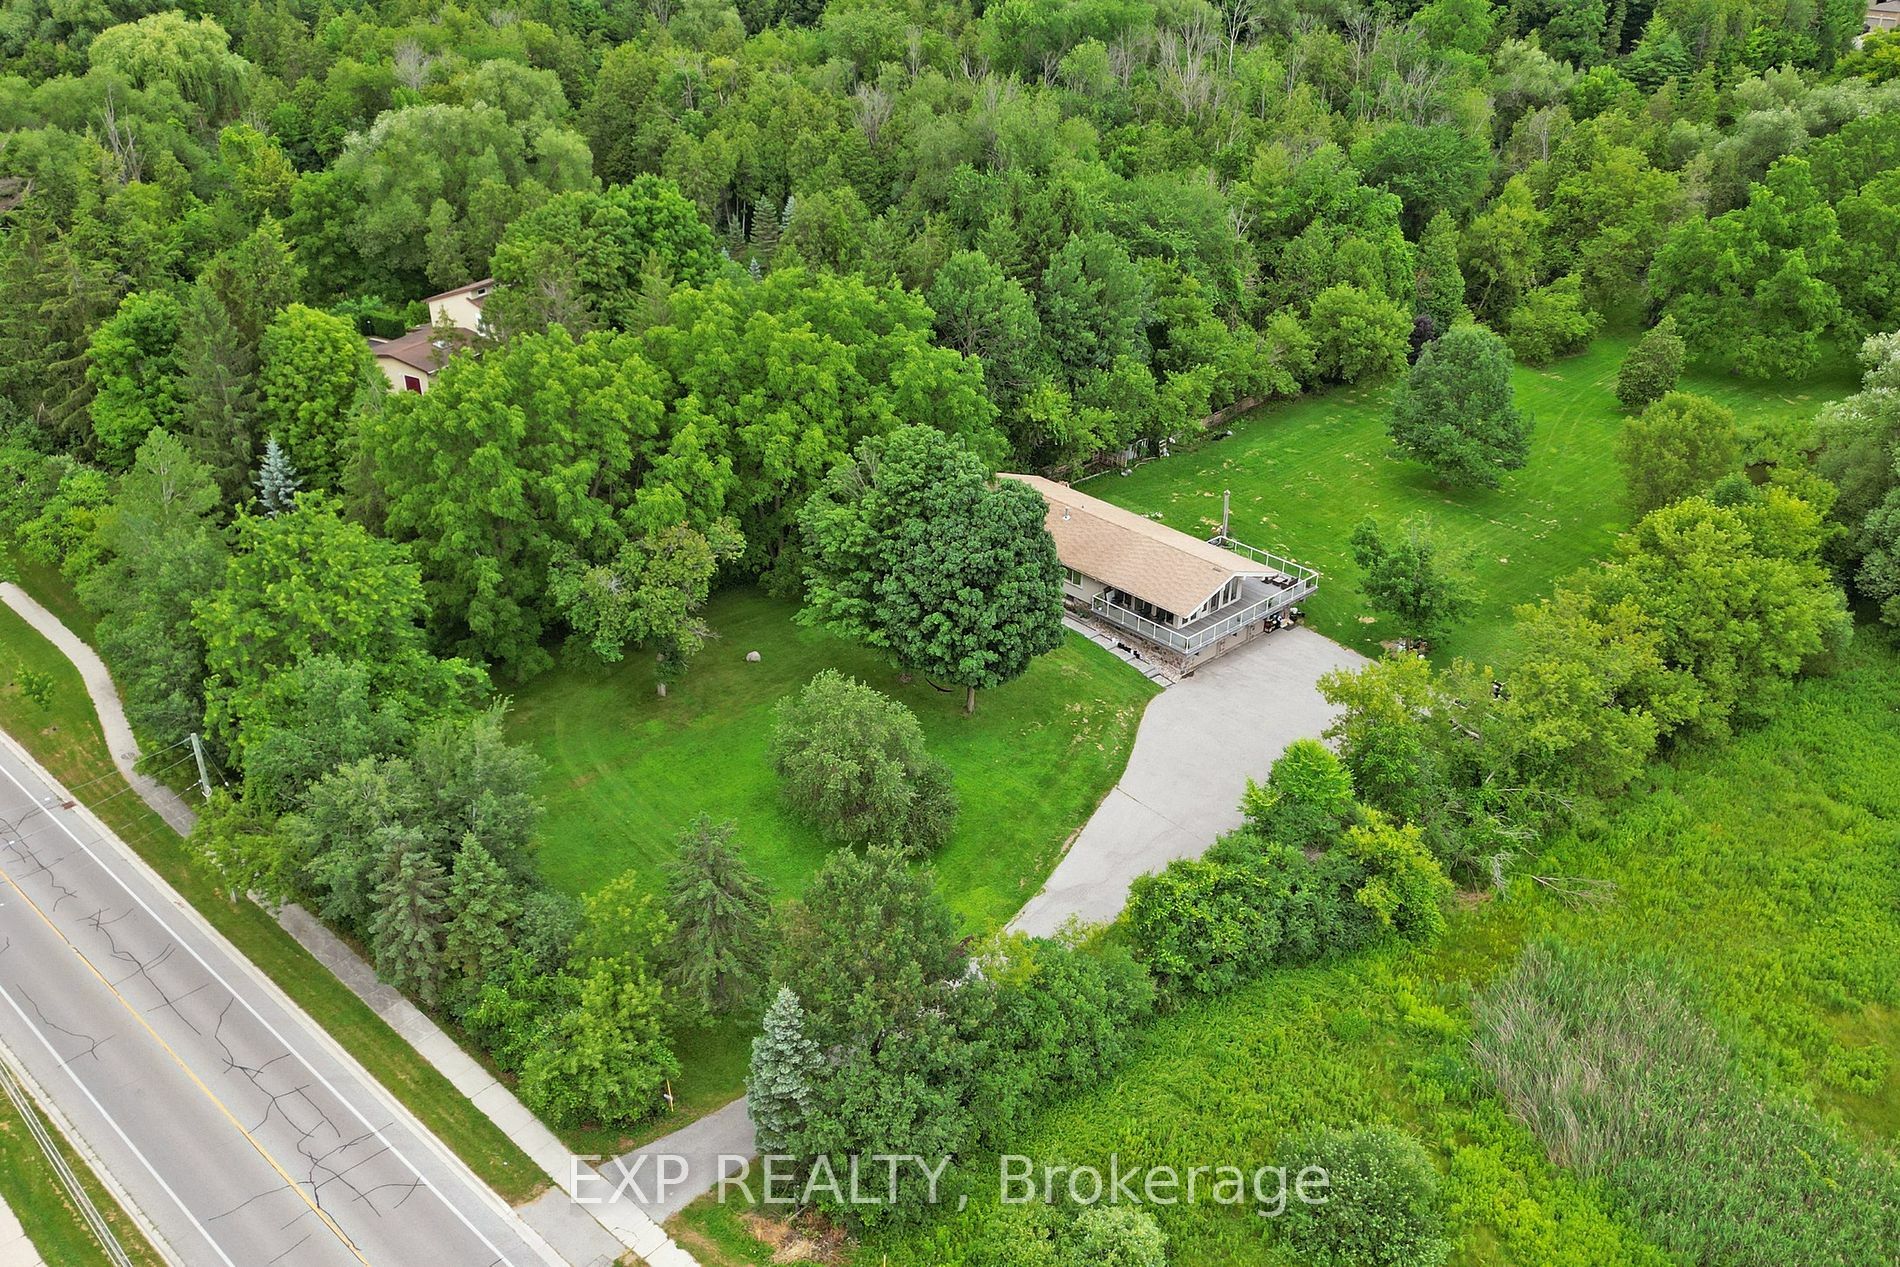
(0, 735, 549, 1267)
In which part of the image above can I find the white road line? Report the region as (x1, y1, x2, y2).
(0, 975, 235, 1267)
(0, 753, 524, 1267)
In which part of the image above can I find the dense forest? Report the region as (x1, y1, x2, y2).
(3, 0, 1900, 1254)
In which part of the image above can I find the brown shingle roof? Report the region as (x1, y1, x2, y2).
(1004, 473, 1269, 616)
(421, 278, 495, 305)
(367, 324, 469, 373)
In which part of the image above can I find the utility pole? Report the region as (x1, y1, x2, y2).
(188, 732, 212, 801)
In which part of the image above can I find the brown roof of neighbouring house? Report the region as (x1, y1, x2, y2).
(421, 278, 495, 305)
(367, 324, 469, 374)
(1003, 473, 1270, 617)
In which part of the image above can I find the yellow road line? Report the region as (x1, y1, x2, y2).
(0, 853, 373, 1265)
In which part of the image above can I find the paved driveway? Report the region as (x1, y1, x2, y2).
(1011, 627, 1368, 936)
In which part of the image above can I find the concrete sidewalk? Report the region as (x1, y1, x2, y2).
(1013, 626, 1366, 936)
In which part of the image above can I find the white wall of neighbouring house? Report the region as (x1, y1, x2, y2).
(374, 357, 429, 393)
(427, 291, 487, 333)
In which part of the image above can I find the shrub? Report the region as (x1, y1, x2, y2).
(1615, 391, 1741, 517)
(1240, 737, 1357, 850)
(1613, 314, 1685, 413)
(1504, 275, 1600, 365)
(769, 669, 958, 851)
(1271, 1124, 1450, 1267)
(1341, 811, 1451, 943)
(1125, 854, 1283, 995)
(970, 933, 1156, 1142)
(1058, 1206, 1167, 1267)
(1129, 835, 1385, 995)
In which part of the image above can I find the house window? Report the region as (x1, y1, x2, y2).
(403, 375, 423, 392)
(1063, 566, 1083, 586)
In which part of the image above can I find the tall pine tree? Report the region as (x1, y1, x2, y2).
(369, 832, 449, 1005)
(662, 817, 771, 1018)
(443, 839, 519, 984)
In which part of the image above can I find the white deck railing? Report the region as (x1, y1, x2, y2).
(1208, 536, 1320, 586)
(1089, 578, 1315, 656)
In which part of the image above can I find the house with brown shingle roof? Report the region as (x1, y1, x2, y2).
(366, 278, 492, 393)
(1004, 473, 1319, 666)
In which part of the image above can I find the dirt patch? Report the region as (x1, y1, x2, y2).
(741, 1210, 853, 1264)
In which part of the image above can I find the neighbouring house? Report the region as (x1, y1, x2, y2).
(1868, 0, 1900, 30)
(366, 278, 492, 393)
(423, 278, 494, 332)
(1004, 473, 1319, 668)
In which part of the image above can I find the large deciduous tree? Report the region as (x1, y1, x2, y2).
(1308, 284, 1411, 384)
(487, 178, 721, 335)
(332, 103, 594, 287)
(86, 291, 184, 469)
(1616, 392, 1741, 516)
(799, 425, 1063, 712)
(1651, 156, 1845, 379)
(927, 249, 1046, 418)
(361, 327, 672, 677)
(549, 517, 743, 696)
(258, 303, 378, 489)
(193, 495, 481, 758)
(1388, 325, 1529, 487)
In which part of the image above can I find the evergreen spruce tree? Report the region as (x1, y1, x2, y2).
(748, 197, 780, 261)
(748, 986, 822, 1154)
(369, 833, 449, 1006)
(255, 434, 301, 514)
(177, 282, 260, 503)
(443, 839, 520, 984)
(662, 817, 771, 1018)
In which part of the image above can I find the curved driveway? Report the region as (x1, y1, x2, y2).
(1011, 627, 1367, 937)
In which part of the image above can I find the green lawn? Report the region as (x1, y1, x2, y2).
(0, 604, 548, 1205)
(1089, 338, 1855, 668)
(805, 630, 1900, 1267)
(508, 587, 1158, 931)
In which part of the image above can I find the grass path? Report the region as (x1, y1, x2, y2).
(1091, 339, 1855, 668)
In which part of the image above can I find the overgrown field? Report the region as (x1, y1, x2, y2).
(714, 630, 1900, 1265)
(509, 587, 1157, 930)
(1090, 339, 1856, 668)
